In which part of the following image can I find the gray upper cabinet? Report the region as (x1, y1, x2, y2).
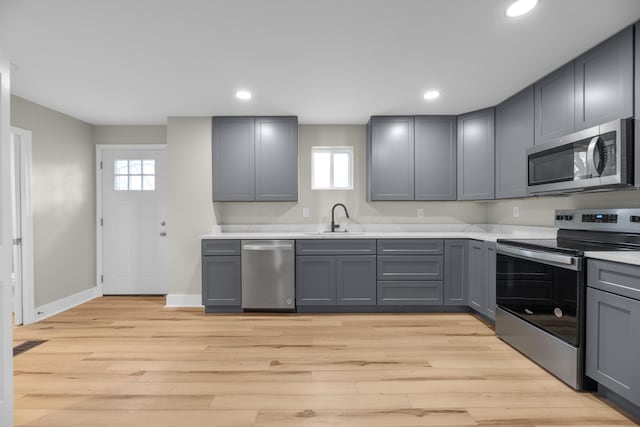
(575, 27, 633, 131)
(457, 108, 495, 200)
(414, 116, 457, 200)
(368, 116, 415, 200)
(534, 62, 575, 145)
(211, 116, 298, 202)
(254, 116, 298, 201)
(212, 117, 255, 201)
(495, 86, 534, 199)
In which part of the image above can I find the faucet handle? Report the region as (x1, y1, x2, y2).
(333, 223, 340, 231)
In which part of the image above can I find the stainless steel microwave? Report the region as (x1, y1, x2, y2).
(527, 118, 633, 195)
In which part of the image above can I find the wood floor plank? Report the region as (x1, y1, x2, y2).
(12, 296, 637, 427)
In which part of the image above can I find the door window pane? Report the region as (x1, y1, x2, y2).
(114, 159, 157, 191)
(143, 175, 156, 191)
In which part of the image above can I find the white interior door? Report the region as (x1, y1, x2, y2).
(10, 133, 23, 325)
(101, 148, 168, 294)
(0, 70, 15, 426)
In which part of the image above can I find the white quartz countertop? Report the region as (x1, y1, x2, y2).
(200, 224, 557, 243)
(584, 251, 640, 266)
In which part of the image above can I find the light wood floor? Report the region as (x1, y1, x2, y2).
(12, 296, 637, 427)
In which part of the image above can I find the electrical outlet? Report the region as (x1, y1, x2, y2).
(513, 206, 520, 218)
(302, 207, 310, 218)
(417, 208, 424, 218)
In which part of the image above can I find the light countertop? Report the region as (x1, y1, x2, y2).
(584, 251, 640, 266)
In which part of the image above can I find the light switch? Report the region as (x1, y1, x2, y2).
(302, 207, 310, 218)
(417, 208, 424, 218)
(513, 206, 520, 218)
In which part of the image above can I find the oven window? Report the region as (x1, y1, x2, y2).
(497, 254, 579, 346)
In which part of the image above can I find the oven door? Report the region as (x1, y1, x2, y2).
(496, 244, 583, 347)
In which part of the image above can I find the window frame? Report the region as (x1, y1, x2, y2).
(311, 146, 354, 190)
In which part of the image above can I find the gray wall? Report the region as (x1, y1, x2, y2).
(167, 117, 218, 296)
(11, 96, 95, 307)
(94, 125, 166, 145)
(487, 189, 640, 226)
(214, 124, 488, 226)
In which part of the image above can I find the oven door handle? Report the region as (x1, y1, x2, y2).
(496, 244, 581, 271)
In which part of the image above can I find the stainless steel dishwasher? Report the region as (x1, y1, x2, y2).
(241, 240, 295, 311)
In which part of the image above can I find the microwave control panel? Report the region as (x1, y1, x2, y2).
(555, 209, 640, 232)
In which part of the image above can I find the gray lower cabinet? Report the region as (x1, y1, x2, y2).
(367, 116, 415, 201)
(495, 85, 534, 199)
(414, 116, 457, 200)
(636, 20, 640, 188)
(336, 256, 377, 305)
(296, 254, 376, 306)
(534, 62, 575, 145)
(467, 240, 496, 321)
(296, 256, 336, 306)
(211, 116, 298, 202)
(376, 239, 444, 306)
(574, 27, 633, 131)
(202, 240, 242, 309)
(468, 240, 485, 312)
(444, 240, 468, 306)
(586, 259, 640, 408)
(484, 242, 496, 320)
(457, 108, 495, 200)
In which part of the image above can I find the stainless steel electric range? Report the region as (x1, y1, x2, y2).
(495, 208, 640, 391)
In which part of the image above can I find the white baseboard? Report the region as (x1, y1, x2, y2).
(35, 287, 98, 322)
(165, 294, 203, 308)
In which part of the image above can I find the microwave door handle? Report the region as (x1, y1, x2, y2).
(586, 136, 605, 177)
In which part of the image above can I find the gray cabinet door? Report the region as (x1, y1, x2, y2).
(586, 287, 640, 406)
(468, 241, 484, 312)
(201, 239, 241, 256)
(377, 239, 444, 255)
(484, 242, 497, 320)
(575, 27, 633, 131)
(202, 256, 241, 306)
(254, 116, 298, 201)
(457, 108, 495, 200)
(415, 116, 457, 200)
(296, 256, 336, 305)
(444, 240, 468, 306)
(534, 62, 575, 145)
(368, 116, 415, 200)
(495, 86, 534, 199)
(336, 256, 377, 305)
(211, 117, 255, 201)
(296, 239, 377, 256)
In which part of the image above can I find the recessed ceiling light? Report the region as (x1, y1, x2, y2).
(236, 90, 252, 100)
(506, 0, 538, 17)
(423, 90, 440, 100)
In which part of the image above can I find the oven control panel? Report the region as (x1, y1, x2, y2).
(555, 209, 640, 232)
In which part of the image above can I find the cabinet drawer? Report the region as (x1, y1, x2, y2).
(296, 239, 376, 255)
(202, 239, 241, 256)
(377, 255, 443, 281)
(377, 239, 444, 255)
(377, 281, 443, 306)
(587, 259, 640, 300)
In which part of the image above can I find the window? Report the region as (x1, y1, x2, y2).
(115, 159, 156, 191)
(311, 146, 353, 190)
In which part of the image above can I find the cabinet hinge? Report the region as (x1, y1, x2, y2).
(13, 237, 22, 245)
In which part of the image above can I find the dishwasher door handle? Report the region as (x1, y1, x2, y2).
(242, 244, 294, 251)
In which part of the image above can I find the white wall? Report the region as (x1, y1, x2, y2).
(214, 125, 488, 226)
(10, 96, 95, 307)
(487, 189, 640, 226)
(167, 117, 217, 296)
(94, 125, 166, 145)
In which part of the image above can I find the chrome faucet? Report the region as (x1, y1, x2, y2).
(330, 203, 350, 232)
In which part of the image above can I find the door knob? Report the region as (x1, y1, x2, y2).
(160, 231, 167, 236)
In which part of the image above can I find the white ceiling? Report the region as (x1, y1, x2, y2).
(2, 0, 640, 125)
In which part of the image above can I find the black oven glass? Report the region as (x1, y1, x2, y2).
(496, 254, 579, 346)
